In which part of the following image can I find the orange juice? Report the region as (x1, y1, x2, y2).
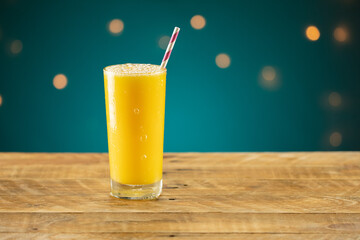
(104, 64, 166, 199)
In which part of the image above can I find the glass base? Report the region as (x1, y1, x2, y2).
(110, 179, 162, 200)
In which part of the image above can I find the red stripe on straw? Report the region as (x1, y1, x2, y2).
(162, 49, 172, 62)
(170, 31, 179, 43)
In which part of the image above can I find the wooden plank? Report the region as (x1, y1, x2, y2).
(0, 213, 360, 233)
(1, 179, 360, 197)
(0, 152, 360, 179)
(1, 193, 360, 213)
(0, 165, 109, 179)
(1, 152, 359, 179)
(162, 166, 360, 179)
(164, 152, 360, 167)
(0, 152, 359, 167)
(2, 165, 360, 179)
(0, 153, 108, 165)
(0, 233, 359, 240)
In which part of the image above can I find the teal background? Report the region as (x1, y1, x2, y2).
(0, 0, 359, 152)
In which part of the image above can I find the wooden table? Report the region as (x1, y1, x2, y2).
(0, 152, 360, 239)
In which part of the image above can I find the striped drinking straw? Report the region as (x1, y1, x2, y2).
(160, 27, 180, 69)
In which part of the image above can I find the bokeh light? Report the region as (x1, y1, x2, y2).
(158, 36, 170, 50)
(10, 40, 23, 55)
(190, 15, 206, 30)
(328, 92, 342, 107)
(330, 132, 342, 147)
(53, 74, 68, 90)
(215, 53, 231, 68)
(334, 27, 348, 42)
(0, 95, 2, 107)
(262, 66, 276, 81)
(305, 26, 320, 41)
(108, 19, 124, 35)
(259, 66, 280, 90)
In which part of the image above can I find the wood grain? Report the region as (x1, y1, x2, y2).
(1, 213, 360, 233)
(1, 194, 360, 213)
(3, 165, 360, 179)
(0, 233, 359, 240)
(0, 152, 359, 239)
(2, 179, 360, 197)
(1, 152, 358, 166)
(1, 152, 359, 179)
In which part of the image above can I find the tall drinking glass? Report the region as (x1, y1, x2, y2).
(104, 64, 166, 200)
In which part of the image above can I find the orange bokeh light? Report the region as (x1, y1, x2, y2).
(328, 92, 342, 107)
(330, 132, 342, 147)
(10, 40, 23, 54)
(305, 26, 320, 41)
(215, 53, 231, 68)
(53, 74, 68, 90)
(190, 15, 206, 30)
(108, 19, 124, 35)
(334, 27, 348, 42)
(262, 66, 276, 81)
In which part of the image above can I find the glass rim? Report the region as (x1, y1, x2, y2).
(103, 63, 167, 76)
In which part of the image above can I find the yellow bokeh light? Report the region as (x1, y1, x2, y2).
(10, 40, 23, 55)
(190, 15, 206, 30)
(262, 66, 276, 81)
(328, 92, 342, 107)
(334, 27, 348, 42)
(0, 95, 2, 106)
(259, 66, 280, 90)
(215, 53, 231, 68)
(305, 26, 320, 41)
(158, 36, 170, 50)
(330, 132, 342, 147)
(53, 74, 68, 90)
(108, 19, 124, 35)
